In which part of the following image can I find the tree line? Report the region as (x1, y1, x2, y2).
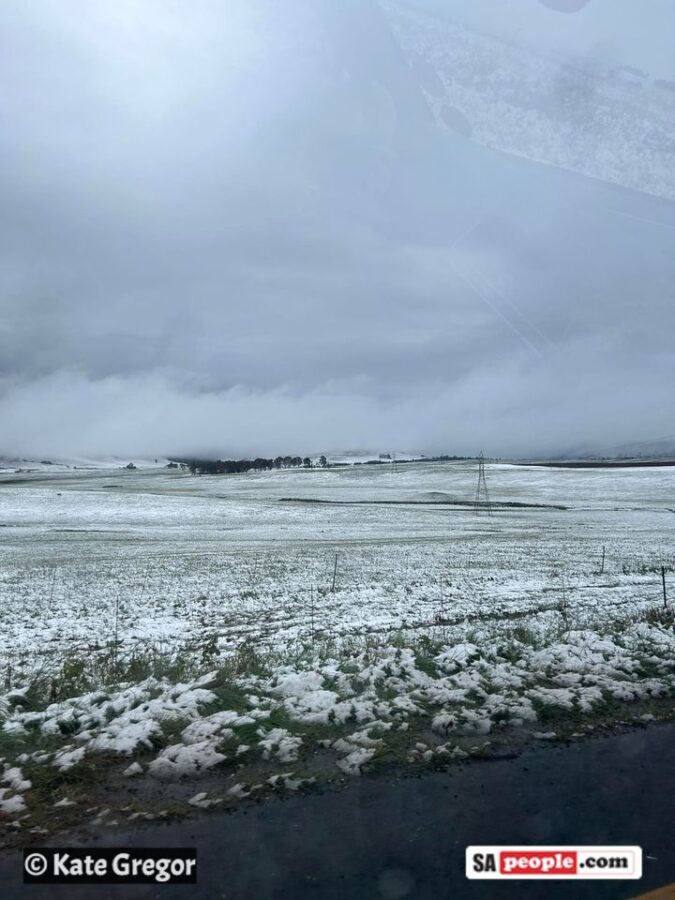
(176, 455, 327, 476)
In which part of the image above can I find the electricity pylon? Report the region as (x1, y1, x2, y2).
(474, 451, 493, 516)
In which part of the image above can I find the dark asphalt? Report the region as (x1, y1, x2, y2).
(1, 724, 674, 899)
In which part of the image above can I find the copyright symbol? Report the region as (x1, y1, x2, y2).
(24, 853, 48, 877)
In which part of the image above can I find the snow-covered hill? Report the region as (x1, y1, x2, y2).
(561, 437, 675, 461)
(381, 0, 675, 201)
(324, 449, 424, 465)
(0, 456, 170, 474)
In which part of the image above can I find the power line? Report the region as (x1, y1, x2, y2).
(474, 451, 493, 516)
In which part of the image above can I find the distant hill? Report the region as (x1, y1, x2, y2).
(558, 436, 675, 461)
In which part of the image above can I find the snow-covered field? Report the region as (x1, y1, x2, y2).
(1, 460, 673, 675)
(0, 461, 674, 833)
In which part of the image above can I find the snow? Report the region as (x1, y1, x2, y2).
(0, 460, 674, 821)
(0, 794, 26, 815)
(53, 746, 86, 771)
(3, 460, 674, 698)
(148, 741, 227, 780)
(257, 728, 303, 763)
(89, 719, 161, 755)
(435, 643, 481, 672)
(187, 792, 221, 809)
(2, 767, 30, 793)
(336, 747, 376, 775)
(227, 784, 251, 799)
(270, 671, 326, 698)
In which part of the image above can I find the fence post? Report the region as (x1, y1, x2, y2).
(311, 586, 315, 645)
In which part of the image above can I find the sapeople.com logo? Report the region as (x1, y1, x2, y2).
(466, 846, 642, 880)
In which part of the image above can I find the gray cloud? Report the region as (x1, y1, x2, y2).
(1, 0, 674, 459)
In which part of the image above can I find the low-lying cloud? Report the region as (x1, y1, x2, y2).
(2, 337, 672, 460)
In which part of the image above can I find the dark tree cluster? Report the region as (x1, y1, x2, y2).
(176, 455, 325, 475)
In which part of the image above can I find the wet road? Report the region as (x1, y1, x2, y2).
(1, 724, 674, 899)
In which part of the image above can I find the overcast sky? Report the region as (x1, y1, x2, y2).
(1, 0, 674, 459)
